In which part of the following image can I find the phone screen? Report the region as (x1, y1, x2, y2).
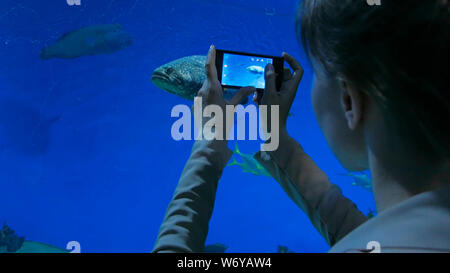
(216, 49, 284, 91)
(221, 53, 273, 89)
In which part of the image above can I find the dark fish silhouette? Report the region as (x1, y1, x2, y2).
(0, 98, 59, 156)
(40, 24, 133, 60)
(0, 222, 68, 253)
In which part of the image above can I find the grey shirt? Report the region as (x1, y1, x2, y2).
(152, 139, 450, 253)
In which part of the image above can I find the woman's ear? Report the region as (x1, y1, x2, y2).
(339, 79, 364, 130)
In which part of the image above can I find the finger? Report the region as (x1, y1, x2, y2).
(264, 63, 277, 97)
(283, 52, 304, 83)
(228, 86, 255, 106)
(198, 79, 209, 97)
(283, 67, 292, 81)
(205, 45, 218, 82)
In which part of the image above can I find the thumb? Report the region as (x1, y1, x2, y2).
(228, 87, 255, 106)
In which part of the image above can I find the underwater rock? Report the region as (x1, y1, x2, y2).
(40, 24, 133, 60)
(0, 222, 68, 253)
(246, 65, 265, 74)
(0, 98, 59, 156)
(0, 222, 25, 253)
(227, 142, 271, 177)
(152, 55, 248, 103)
(204, 243, 228, 253)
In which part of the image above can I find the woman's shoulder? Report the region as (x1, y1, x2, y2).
(329, 187, 450, 253)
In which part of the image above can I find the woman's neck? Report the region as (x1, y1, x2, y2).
(368, 150, 449, 212)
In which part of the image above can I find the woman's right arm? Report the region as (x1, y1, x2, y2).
(255, 53, 367, 246)
(254, 132, 367, 246)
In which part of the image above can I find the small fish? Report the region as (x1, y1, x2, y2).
(339, 172, 373, 192)
(246, 65, 265, 74)
(204, 243, 228, 253)
(1, 241, 69, 253)
(152, 55, 248, 103)
(40, 24, 133, 60)
(227, 142, 271, 177)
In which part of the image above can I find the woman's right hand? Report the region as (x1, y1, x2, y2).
(253, 52, 304, 137)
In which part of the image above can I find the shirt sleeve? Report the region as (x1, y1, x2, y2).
(254, 137, 368, 246)
(152, 140, 232, 253)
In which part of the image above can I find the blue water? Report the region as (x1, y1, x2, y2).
(0, 0, 375, 253)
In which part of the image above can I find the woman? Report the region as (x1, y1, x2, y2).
(153, 0, 449, 253)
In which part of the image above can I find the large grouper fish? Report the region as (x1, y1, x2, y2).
(40, 24, 133, 60)
(152, 55, 248, 102)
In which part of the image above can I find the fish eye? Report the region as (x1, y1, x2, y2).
(166, 67, 175, 75)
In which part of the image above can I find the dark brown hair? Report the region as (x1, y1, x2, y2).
(297, 0, 450, 162)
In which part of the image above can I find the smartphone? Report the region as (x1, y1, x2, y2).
(215, 49, 284, 92)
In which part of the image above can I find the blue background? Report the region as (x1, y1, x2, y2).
(0, 0, 375, 253)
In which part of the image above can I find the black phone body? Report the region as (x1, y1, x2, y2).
(215, 49, 284, 92)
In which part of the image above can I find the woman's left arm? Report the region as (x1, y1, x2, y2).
(152, 139, 232, 253)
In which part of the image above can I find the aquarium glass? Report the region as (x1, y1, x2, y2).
(0, 0, 375, 253)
